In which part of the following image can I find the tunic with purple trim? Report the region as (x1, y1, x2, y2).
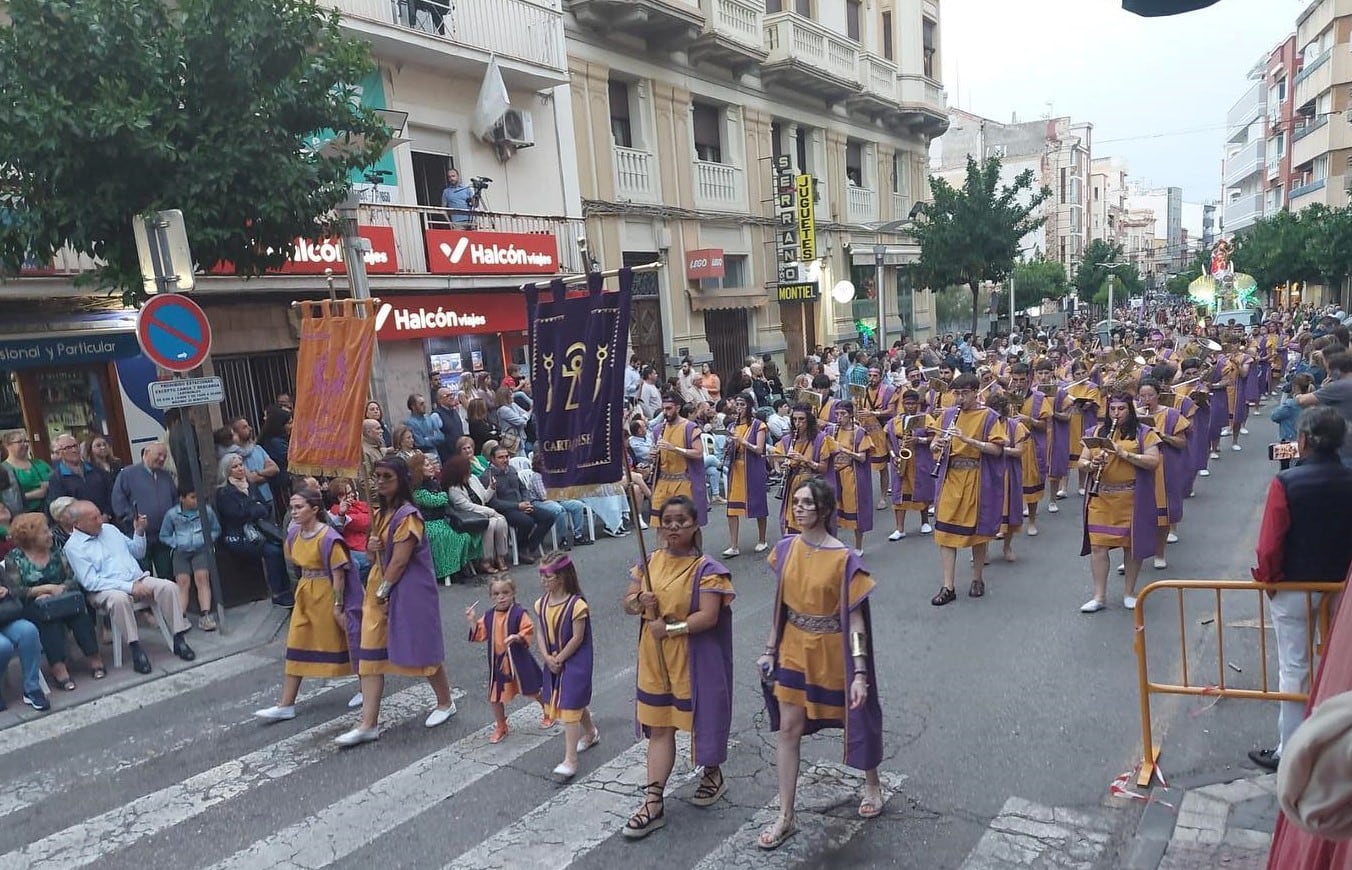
(283, 530, 353, 678)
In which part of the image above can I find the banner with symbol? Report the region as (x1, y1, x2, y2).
(526, 269, 634, 492)
(289, 300, 377, 478)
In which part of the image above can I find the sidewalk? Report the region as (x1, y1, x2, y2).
(1122, 770, 1277, 870)
(0, 599, 289, 730)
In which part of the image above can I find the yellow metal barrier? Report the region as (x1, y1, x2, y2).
(1132, 578, 1344, 788)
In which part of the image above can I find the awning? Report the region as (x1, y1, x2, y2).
(688, 288, 770, 312)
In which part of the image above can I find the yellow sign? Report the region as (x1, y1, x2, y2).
(795, 174, 816, 261)
(776, 282, 820, 303)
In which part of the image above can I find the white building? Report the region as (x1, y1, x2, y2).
(1221, 58, 1268, 234)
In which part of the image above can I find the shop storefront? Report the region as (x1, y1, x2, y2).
(0, 314, 163, 463)
(375, 293, 529, 394)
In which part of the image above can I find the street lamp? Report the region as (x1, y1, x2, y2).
(1101, 262, 1129, 344)
(864, 202, 926, 351)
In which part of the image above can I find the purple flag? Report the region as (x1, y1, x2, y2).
(526, 269, 634, 490)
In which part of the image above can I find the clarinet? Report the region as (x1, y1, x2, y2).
(1087, 420, 1116, 497)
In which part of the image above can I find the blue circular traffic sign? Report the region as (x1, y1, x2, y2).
(137, 294, 213, 372)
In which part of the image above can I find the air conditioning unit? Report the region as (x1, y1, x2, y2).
(493, 109, 536, 148)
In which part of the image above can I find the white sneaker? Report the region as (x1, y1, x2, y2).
(1022, 506, 1029, 518)
(348, 692, 364, 709)
(334, 727, 380, 747)
(1166, 532, 1179, 544)
(1056, 489, 1067, 498)
(721, 547, 740, 558)
(920, 522, 933, 534)
(1209, 452, 1220, 460)
(1153, 557, 1167, 570)
(425, 702, 457, 728)
(1240, 427, 1250, 435)
(639, 519, 649, 530)
(1232, 444, 1242, 452)
(1199, 469, 1211, 477)
(254, 705, 296, 722)
(1116, 563, 1126, 575)
(552, 762, 577, 779)
(852, 548, 864, 557)
(1078, 488, 1086, 496)
(1048, 502, 1059, 513)
(577, 729, 601, 753)
(928, 505, 936, 515)
(753, 542, 769, 553)
(888, 529, 905, 541)
(1220, 427, 1232, 437)
(1123, 596, 1137, 610)
(1080, 599, 1106, 614)
(1026, 526, 1038, 537)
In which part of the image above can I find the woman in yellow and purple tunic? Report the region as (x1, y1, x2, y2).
(722, 392, 769, 558)
(1065, 363, 1102, 494)
(985, 394, 1028, 564)
(755, 477, 884, 851)
(830, 402, 874, 554)
(1078, 396, 1162, 614)
(886, 391, 936, 540)
(770, 406, 837, 536)
(621, 495, 734, 840)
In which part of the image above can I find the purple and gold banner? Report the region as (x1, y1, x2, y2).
(289, 300, 376, 478)
(527, 269, 633, 490)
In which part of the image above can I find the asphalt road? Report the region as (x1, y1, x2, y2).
(0, 435, 1281, 870)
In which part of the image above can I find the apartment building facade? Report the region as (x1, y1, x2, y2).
(1089, 157, 1130, 248)
(1289, 0, 1352, 211)
(935, 109, 1091, 275)
(565, 0, 948, 374)
(1222, 59, 1268, 233)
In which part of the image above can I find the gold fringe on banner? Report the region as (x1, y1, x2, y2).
(288, 298, 379, 479)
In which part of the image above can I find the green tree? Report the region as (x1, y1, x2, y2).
(1164, 249, 1210, 299)
(1301, 204, 1352, 303)
(911, 155, 1050, 337)
(1231, 209, 1317, 295)
(1074, 239, 1143, 306)
(1010, 257, 1068, 310)
(0, 0, 389, 304)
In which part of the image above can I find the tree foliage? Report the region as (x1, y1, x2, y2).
(1231, 209, 1318, 295)
(911, 155, 1051, 337)
(1074, 239, 1143, 306)
(1011, 257, 1069, 310)
(0, 0, 389, 304)
(1164, 249, 1210, 298)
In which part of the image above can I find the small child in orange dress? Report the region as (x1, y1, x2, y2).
(465, 576, 547, 744)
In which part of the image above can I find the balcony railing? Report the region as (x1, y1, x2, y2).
(357, 202, 586, 273)
(693, 161, 743, 209)
(892, 192, 911, 221)
(329, 0, 565, 72)
(1225, 138, 1266, 184)
(614, 146, 660, 202)
(1225, 192, 1264, 229)
(897, 73, 946, 109)
(699, 0, 763, 52)
(763, 12, 859, 88)
(1291, 177, 1328, 199)
(1226, 80, 1265, 134)
(859, 53, 897, 103)
(1293, 114, 1329, 142)
(846, 186, 877, 224)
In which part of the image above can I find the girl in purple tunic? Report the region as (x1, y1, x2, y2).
(466, 576, 545, 746)
(533, 551, 598, 780)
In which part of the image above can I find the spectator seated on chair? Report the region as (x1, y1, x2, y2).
(63, 500, 194, 675)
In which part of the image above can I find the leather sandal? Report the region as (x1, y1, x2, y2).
(689, 766, 726, 807)
(968, 579, 985, 598)
(858, 785, 885, 819)
(622, 782, 666, 839)
(756, 813, 797, 850)
(931, 587, 956, 607)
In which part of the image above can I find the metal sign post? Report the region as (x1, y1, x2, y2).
(134, 213, 227, 633)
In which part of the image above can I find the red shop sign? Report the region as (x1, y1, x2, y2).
(424, 229, 559, 275)
(206, 226, 399, 275)
(374, 293, 528, 339)
(686, 248, 725, 281)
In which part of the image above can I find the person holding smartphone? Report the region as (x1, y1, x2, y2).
(1271, 374, 1314, 470)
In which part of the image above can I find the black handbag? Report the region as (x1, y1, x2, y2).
(33, 590, 84, 622)
(447, 513, 490, 535)
(252, 518, 285, 544)
(0, 595, 23, 626)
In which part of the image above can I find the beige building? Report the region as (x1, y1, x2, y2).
(565, 0, 948, 374)
(1289, 0, 1352, 211)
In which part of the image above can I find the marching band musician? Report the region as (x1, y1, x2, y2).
(721, 393, 770, 558)
(1205, 347, 1229, 464)
(1220, 337, 1251, 452)
(1034, 360, 1073, 510)
(859, 367, 896, 511)
(771, 405, 838, 536)
(926, 364, 958, 414)
(929, 374, 1008, 606)
(1175, 356, 1213, 485)
(1136, 380, 1189, 571)
(886, 390, 936, 541)
(831, 403, 875, 556)
(986, 393, 1028, 564)
(1064, 360, 1102, 496)
(649, 394, 708, 528)
(1077, 395, 1163, 614)
(1007, 363, 1050, 536)
(811, 374, 841, 429)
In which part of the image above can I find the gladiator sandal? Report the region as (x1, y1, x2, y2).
(622, 781, 666, 839)
(689, 766, 726, 807)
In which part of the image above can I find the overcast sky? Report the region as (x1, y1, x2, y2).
(939, 0, 1302, 202)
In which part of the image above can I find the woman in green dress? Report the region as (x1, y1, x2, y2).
(2, 431, 51, 513)
(407, 452, 472, 585)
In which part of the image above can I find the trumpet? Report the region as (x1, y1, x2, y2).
(1087, 421, 1116, 497)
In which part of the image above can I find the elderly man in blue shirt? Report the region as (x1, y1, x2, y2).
(65, 500, 194, 674)
(441, 168, 476, 227)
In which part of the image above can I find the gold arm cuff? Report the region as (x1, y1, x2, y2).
(849, 631, 868, 658)
(667, 621, 689, 637)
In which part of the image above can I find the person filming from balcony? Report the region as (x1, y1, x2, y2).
(441, 168, 478, 228)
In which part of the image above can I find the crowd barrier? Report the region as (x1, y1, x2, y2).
(1132, 578, 1344, 787)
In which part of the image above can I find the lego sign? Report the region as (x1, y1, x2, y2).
(686, 248, 725, 281)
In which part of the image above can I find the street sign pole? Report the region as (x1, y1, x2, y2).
(135, 214, 227, 633)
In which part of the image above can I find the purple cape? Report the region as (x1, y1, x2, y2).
(651, 420, 709, 526)
(761, 537, 883, 772)
(1079, 427, 1161, 559)
(367, 502, 446, 669)
(1001, 420, 1024, 526)
(1207, 366, 1229, 441)
(1027, 392, 1050, 479)
(1155, 407, 1186, 524)
(635, 555, 734, 768)
(887, 417, 936, 504)
(1049, 388, 1071, 479)
(934, 407, 1004, 539)
(474, 603, 543, 698)
(286, 526, 364, 666)
(777, 432, 837, 535)
(536, 594, 593, 711)
(835, 426, 874, 532)
(735, 418, 769, 519)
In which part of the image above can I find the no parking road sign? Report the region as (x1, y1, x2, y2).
(136, 294, 212, 372)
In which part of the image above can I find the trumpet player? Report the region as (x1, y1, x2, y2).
(1220, 341, 1251, 452)
(1078, 396, 1163, 614)
(1007, 364, 1050, 536)
(887, 391, 935, 541)
(1136, 380, 1189, 570)
(986, 393, 1028, 564)
(929, 374, 1007, 606)
(1035, 361, 1074, 507)
(862, 367, 896, 512)
(832, 402, 875, 556)
(1065, 360, 1102, 495)
(721, 393, 769, 558)
(771, 405, 837, 535)
(649, 393, 708, 528)
(926, 364, 958, 414)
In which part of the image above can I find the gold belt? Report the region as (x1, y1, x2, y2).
(1098, 481, 1135, 493)
(299, 568, 331, 580)
(948, 457, 980, 470)
(785, 607, 841, 634)
(657, 471, 687, 482)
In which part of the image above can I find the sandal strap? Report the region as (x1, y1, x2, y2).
(626, 783, 666, 830)
(694, 768, 724, 798)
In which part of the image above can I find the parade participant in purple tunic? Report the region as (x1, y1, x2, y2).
(338, 457, 456, 748)
(1137, 380, 1189, 570)
(648, 394, 708, 527)
(886, 390, 936, 539)
(1207, 353, 1229, 457)
(621, 496, 734, 840)
(771, 407, 838, 535)
(1035, 361, 1072, 506)
(465, 575, 546, 746)
(722, 393, 769, 558)
(756, 477, 885, 851)
(830, 402, 874, 554)
(534, 551, 597, 779)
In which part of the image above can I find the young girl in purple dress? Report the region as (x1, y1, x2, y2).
(533, 551, 597, 779)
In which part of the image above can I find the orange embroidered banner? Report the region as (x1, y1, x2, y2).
(289, 300, 376, 478)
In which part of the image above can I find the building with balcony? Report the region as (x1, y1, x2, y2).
(1264, 34, 1301, 217)
(563, 0, 948, 374)
(1089, 157, 1130, 250)
(1287, 0, 1352, 211)
(935, 109, 1091, 275)
(1221, 61, 1268, 233)
(7, 0, 585, 467)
